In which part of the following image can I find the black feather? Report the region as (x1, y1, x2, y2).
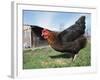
(58, 16, 86, 42)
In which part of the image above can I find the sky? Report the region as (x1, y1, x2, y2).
(23, 10, 91, 34)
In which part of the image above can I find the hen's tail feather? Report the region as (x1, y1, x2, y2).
(75, 16, 85, 25)
(75, 16, 86, 33)
(58, 16, 86, 42)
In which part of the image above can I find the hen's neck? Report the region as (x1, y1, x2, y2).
(46, 32, 64, 52)
(47, 32, 58, 45)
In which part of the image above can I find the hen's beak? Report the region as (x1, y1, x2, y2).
(41, 30, 44, 36)
(41, 32, 44, 37)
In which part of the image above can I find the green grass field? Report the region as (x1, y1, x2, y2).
(23, 42, 91, 69)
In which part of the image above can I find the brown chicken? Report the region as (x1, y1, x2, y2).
(41, 16, 87, 61)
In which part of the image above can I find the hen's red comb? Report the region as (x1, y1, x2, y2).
(42, 29, 48, 33)
(43, 29, 48, 31)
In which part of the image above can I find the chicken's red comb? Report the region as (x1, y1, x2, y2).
(42, 29, 48, 32)
(43, 29, 48, 31)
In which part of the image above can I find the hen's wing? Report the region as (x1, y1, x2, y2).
(58, 16, 86, 42)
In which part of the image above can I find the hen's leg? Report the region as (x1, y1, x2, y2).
(72, 54, 78, 61)
(72, 54, 79, 61)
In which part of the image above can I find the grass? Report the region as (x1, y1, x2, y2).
(23, 42, 91, 69)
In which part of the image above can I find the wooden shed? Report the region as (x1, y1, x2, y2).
(23, 25, 48, 49)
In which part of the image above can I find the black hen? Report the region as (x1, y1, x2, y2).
(42, 16, 87, 61)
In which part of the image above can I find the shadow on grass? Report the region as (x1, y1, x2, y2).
(50, 53, 73, 59)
